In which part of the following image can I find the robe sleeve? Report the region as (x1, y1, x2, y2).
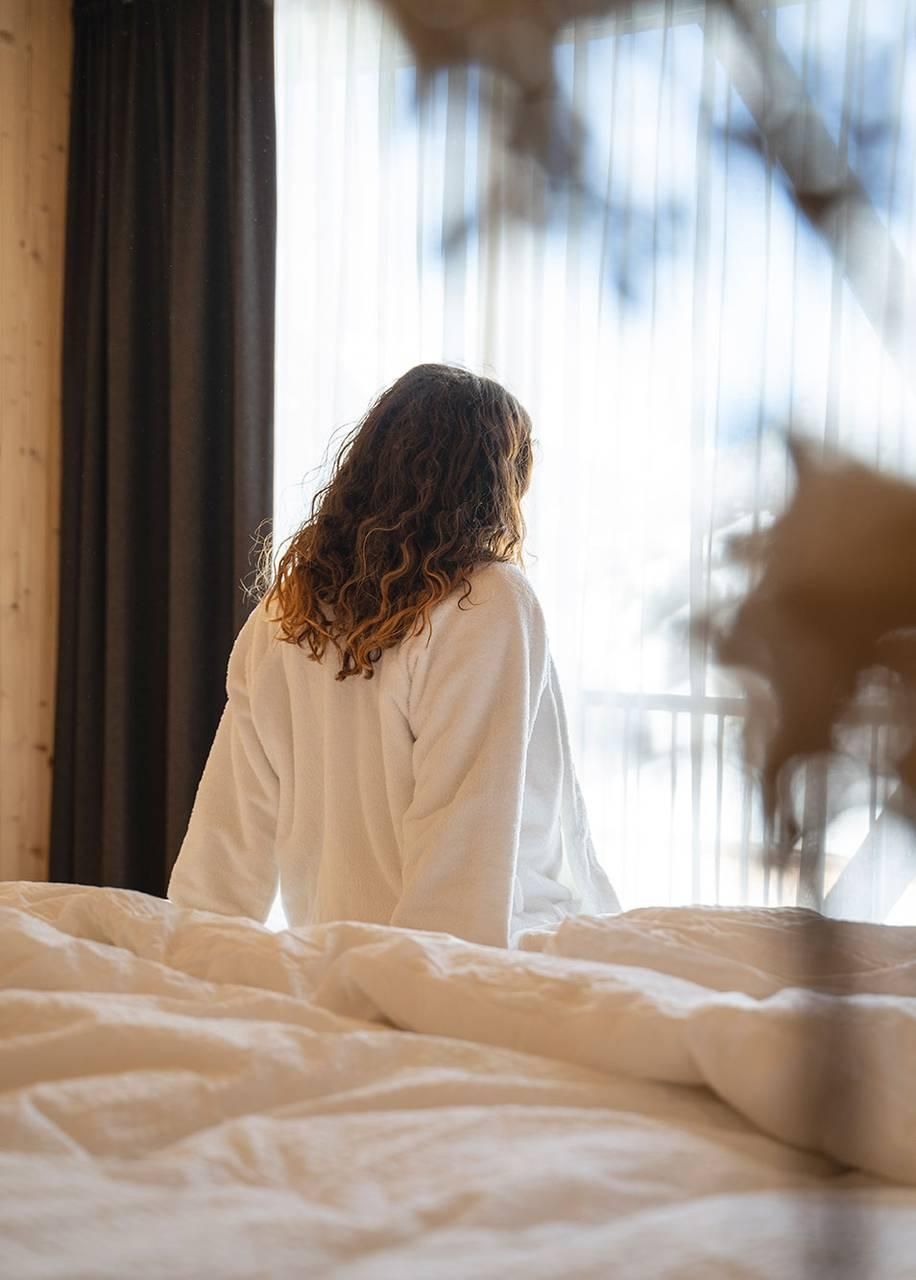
(390, 567, 549, 947)
(167, 609, 280, 922)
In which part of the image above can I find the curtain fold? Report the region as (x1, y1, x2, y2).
(52, 0, 276, 894)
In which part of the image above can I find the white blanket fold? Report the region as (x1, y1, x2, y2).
(2, 882, 915, 1278)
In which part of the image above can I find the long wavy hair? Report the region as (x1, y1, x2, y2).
(266, 364, 534, 680)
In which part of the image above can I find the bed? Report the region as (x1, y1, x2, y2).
(2, 881, 915, 1278)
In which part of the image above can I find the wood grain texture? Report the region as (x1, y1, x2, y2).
(0, 0, 71, 882)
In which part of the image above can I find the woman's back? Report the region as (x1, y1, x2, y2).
(169, 561, 618, 945)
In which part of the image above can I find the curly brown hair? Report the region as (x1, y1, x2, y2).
(266, 363, 534, 680)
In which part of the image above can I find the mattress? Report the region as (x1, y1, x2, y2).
(1, 881, 915, 1278)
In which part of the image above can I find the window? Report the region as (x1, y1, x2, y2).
(274, 0, 916, 920)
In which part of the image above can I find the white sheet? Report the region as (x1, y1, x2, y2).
(1, 882, 915, 1278)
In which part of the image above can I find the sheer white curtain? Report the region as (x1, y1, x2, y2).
(273, 0, 916, 921)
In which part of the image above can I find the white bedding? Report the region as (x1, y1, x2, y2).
(1, 882, 915, 1278)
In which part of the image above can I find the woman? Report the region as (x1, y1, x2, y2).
(168, 363, 619, 946)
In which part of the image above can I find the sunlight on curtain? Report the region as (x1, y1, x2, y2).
(273, 0, 916, 922)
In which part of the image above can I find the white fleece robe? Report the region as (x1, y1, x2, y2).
(168, 562, 619, 947)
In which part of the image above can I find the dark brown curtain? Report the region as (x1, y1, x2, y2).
(51, 0, 276, 894)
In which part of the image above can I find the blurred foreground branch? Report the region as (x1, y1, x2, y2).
(707, 438, 916, 844)
(380, 0, 914, 384)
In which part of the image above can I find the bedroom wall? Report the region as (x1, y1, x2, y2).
(0, 0, 71, 882)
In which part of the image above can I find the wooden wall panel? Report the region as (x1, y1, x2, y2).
(0, 0, 71, 881)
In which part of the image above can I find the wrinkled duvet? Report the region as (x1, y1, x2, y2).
(2, 881, 915, 1278)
